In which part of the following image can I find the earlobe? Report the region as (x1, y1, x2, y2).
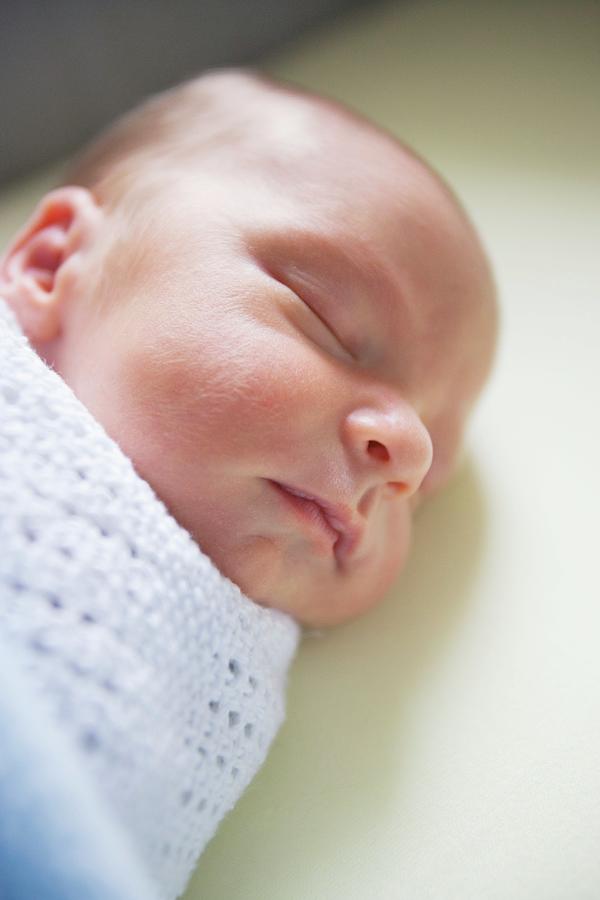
(0, 186, 102, 344)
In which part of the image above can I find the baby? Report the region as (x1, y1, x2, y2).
(0, 69, 497, 628)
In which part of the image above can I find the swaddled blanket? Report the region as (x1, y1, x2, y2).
(0, 297, 300, 899)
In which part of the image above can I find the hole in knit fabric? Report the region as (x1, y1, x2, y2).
(208, 700, 219, 714)
(180, 789, 193, 807)
(216, 755, 226, 769)
(228, 711, 240, 727)
(69, 660, 88, 677)
(31, 636, 51, 655)
(81, 730, 101, 752)
(228, 658, 241, 677)
(244, 723, 254, 738)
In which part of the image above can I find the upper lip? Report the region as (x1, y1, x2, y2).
(274, 481, 364, 563)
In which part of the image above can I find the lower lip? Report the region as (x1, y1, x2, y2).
(269, 481, 339, 554)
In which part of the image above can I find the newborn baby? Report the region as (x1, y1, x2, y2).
(0, 69, 497, 628)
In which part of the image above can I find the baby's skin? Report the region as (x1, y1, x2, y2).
(0, 71, 497, 627)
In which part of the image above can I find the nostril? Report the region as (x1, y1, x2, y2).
(367, 440, 390, 463)
(387, 481, 409, 495)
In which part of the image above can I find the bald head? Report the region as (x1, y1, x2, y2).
(64, 69, 458, 216)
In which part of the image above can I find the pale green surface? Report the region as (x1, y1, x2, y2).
(1, 3, 599, 898)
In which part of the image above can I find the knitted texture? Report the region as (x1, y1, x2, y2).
(0, 297, 300, 899)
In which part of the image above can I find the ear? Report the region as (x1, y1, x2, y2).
(0, 186, 103, 344)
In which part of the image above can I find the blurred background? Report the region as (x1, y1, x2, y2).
(1, 2, 599, 899)
(0, 0, 368, 184)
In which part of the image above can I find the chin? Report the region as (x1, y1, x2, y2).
(301, 561, 404, 628)
(278, 583, 384, 629)
(216, 535, 402, 629)
(212, 534, 284, 605)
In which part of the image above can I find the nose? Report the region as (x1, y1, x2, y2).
(342, 399, 433, 505)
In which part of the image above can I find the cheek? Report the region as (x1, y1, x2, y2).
(114, 317, 326, 467)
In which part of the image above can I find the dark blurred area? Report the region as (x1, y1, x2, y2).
(0, 0, 369, 186)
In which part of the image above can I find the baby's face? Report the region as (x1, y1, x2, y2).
(10, 100, 496, 627)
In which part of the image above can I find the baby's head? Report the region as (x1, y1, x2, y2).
(0, 70, 497, 627)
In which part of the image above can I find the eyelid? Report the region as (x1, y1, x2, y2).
(259, 260, 356, 362)
(296, 290, 354, 360)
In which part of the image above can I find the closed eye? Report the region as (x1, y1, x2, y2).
(259, 259, 355, 362)
(296, 292, 353, 359)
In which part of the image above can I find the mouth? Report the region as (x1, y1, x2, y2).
(268, 480, 363, 564)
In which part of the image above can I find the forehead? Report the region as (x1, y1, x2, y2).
(137, 94, 494, 399)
